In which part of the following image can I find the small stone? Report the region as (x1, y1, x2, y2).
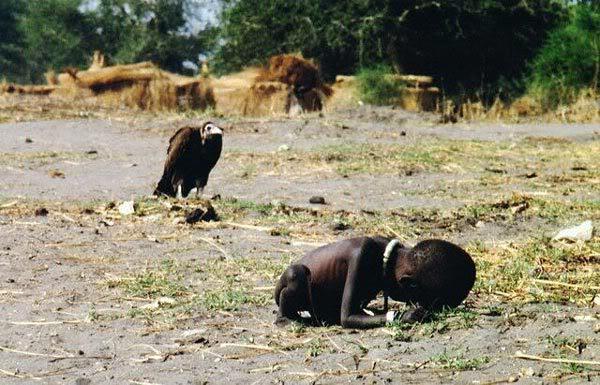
(25, 137, 33, 143)
(331, 221, 350, 231)
(400, 131, 406, 136)
(174, 328, 209, 345)
(48, 169, 65, 179)
(85, 149, 98, 155)
(118, 200, 135, 216)
(74, 379, 91, 385)
(34, 207, 49, 216)
(185, 205, 218, 224)
(143, 214, 163, 223)
(270, 228, 284, 236)
(523, 367, 535, 376)
(553, 220, 593, 242)
(99, 219, 114, 227)
(277, 144, 290, 152)
(309, 196, 326, 204)
(170, 204, 183, 211)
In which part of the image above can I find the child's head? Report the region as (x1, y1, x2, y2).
(389, 239, 476, 309)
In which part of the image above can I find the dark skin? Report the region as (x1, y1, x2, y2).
(275, 237, 424, 328)
(274, 237, 476, 329)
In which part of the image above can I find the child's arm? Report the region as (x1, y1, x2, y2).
(339, 238, 395, 329)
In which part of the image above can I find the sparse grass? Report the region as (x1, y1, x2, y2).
(106, 259, 190, 299)
(2, 130, 598, 319)
(202, 286, 266, 311)
(0, 150, 96, 168)
(226, 136, 600, 180)
(307, 338, 325, 357)
(431, 350, 490, 371)
(196, 257, 289, 311)
(387, 306, 478, 341)
(471, 237, 600, 305)
(420, 307, 478, 336)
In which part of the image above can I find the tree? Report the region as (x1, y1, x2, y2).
(90, 0, 215, 74)
(20, 0, 99, 82)
(214, 0, 567, 99)
(0, 0, 26, 82)
(18, 0, 216, 82)
(530, 2, 600, 106)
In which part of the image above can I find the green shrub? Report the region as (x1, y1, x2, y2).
(356, 65, 405, 105)
(529, 4, 600, 107)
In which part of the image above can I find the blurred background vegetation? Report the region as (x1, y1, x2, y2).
(0, 0, 598, 107)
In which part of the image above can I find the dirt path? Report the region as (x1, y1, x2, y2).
(0, 111, 598, 384)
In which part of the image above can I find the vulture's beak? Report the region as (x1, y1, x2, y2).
(205, 123, 223, 136)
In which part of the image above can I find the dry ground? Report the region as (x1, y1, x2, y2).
(0, 97, 599, 384)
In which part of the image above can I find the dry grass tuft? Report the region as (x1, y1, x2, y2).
(2, 59, 215, 113)
(212, 54, 332, 116)
(448, 89, 599, 123)
(471, 238, 599, 306)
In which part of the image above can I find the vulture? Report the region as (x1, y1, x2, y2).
(154, 122, 223, 198)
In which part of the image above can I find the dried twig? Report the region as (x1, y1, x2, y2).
(532, 279, 600, 291)
(54, 212, 77, 223)
(223, 221, 272, 232)
(0, 200, 19, 209)
(0, 368, 42, 381)
(0, 345, 110, 361)
(0, 290, 24, 295)
(219, 343, 287, 355)
(249, 364, 283, 373)
(5, 319, 84, 326)
(48, 354, 113, 362)
(129, 381, 163, 385)
(0, 345, 64, 358)
(514, 351, 600, 366)
(196, 236, 230, 259)
(253, 286, 276, 291)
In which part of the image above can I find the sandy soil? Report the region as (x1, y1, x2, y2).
(0, 108, 598, 384)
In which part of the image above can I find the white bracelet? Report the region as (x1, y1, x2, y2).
(386, 310, 397, 324)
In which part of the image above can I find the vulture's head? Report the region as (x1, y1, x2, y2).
(200, 122, 223, 143)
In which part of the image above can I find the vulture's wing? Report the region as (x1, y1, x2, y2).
(155, 127, 198, 196)
(163, 127, 195, 176)
(167, 126, 193, 154)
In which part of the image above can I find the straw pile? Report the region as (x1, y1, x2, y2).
(212, 54, 332, 116)
(325, 74, 440, 112)
(1, 51, 214, 112)
(326, 75, 360, 111)
(55, 60, 214, 111)
(392, 75, 439, 112)
(0, 82, 56, 95)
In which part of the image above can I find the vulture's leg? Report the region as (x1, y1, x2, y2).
(175, 184, 183, 200)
